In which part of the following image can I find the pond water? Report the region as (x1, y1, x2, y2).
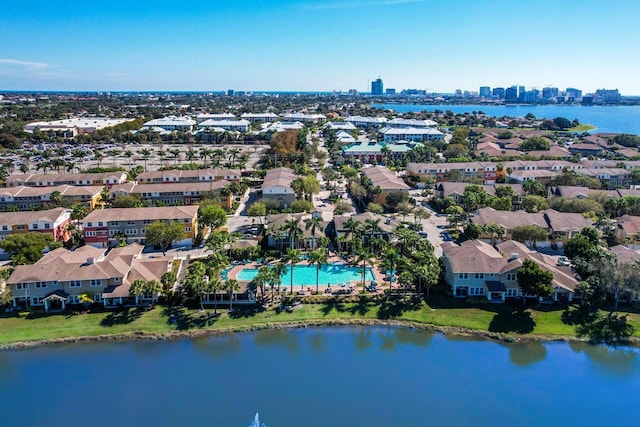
(0, 326, 638, 426)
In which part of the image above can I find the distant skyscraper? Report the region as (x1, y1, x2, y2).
(479, 86, 491, 98)
(542, 87, 559, 99)
(595, 89, 621, 103)
(505, 86, 518, 103)
(566, 88, 582, 99)
(371, 78, 384, 95)
(492, 87, 505, 99)
(385, 88, 396, 95)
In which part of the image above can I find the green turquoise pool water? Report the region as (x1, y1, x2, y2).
(236, 263, 375, 286)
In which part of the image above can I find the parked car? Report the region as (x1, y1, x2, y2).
(557, 256, 570, 266)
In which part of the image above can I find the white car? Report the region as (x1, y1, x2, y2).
(557, 257, 570, 266)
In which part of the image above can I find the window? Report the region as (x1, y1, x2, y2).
(86, 231, 96, 237)
(506, 273, 516, 281)
(31, 297, 43, 306)
(67, 295, 79, 304)
(90, 279, 102, 287)
(69, 280, 82, 288)
(1, 226, 7, 231)
(98, 222, 104, 227)
(32, 224, 39, 230)
(44, 223, 50, 229)
(16, 283, 25, 290)
(35, 281, 46, 289)
(184, 226, 191, 232)
(87, 222, 92, 227)
(94, 294, 102, 303)
(458, 273, 468, 279)
(474, 273, 484, 279)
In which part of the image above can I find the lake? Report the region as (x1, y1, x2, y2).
(373, 103, 640, 135)
(0, 326, 638, 427)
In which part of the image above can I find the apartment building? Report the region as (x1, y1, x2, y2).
(82, 206, 199, 248)
(362, 166, 410, 205)
(378, 127, 444, 142)
(110, 181, 231, 209)
(0, 185, 104, 210)
(261, 167, 296, 209)
(0, 208, 72, 244)
(136, 167, 240, 184)
(6, 172, 127, 188)
(6, 244, 173, 310)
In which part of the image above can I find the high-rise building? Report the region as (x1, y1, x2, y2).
(505, 86, 518, 103)
(492, 87, 505, 99)
(385, 88, 396, 95)
(594, 89, 621, 103)
(371, 78, 384, 95)
(542, 87, 559, 99)
(566, 88, 582, 99)
(479, 86, 491, 98)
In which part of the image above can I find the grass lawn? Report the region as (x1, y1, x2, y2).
(1, 296, 639, 345)
(566, 123, 596, 132)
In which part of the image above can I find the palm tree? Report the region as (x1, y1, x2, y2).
(93, 151, 103, 168)
(228, 147, 241, 167)
(308, 248, 328, 294)
(209, 277, 222, 314)
(382, 248, 398, 291)
(139, 148, 153, 171)
(344, 217, 362, 255)
(364, 218, 381, 254)
(106, 149, 120, 167)
(123, 150, 134, 170)
(185, 148, 197, 163)
(285, 249, 301, 294)
(356, 249, 374, 293)
(271, 262, 287, 301)
(130, 279, 147, 306)
(304, 216, 323, 250)
(199, 147, 212, 166)
(169, 148, 181, 165)
(224, 279, 240, 311)
(281, 218, 303, 250)
(157, 149, 167, 168)
(254, 265, 272, 303)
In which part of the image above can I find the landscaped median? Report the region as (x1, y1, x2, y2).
(1, 296, 639, 348)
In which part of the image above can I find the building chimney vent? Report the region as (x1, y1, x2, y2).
(508, 253, 519, 261)
(86, 257, 95, 265)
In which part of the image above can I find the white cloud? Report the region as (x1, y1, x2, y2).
(302, 0, 429, 10)
(0, 58, 50, 69)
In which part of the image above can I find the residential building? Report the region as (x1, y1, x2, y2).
(378, 127, 444, 142)
(261, 167, 296, 209)
(344, 116, 388, 128)
(282, 113, 326, 122)
(196, 113, 236, 122)
(386, 118, 437, 129)
(362, 166, 410, 204)
(110, 181, 232, 209)
(0, 185, 104, 210)
(332, 212, 401, 252)
(342, 140, 423, 164)
(142, 116, 196, 132)
(505, 86, 518, 103)
(0, 208, 72, 247)
(198, 119, 250, 132)
(6, 244, 174, 310)
(492, 87, 505, 99)
(136, 168, 240, 184)
(594, 89, 621, 104)
(259, 121, 305, 133)
(575, 168, 630, 189)
(542, 87, 559, 99)
(479, 86, 491, 98)
(82, 206, 199, 248)
(435, 182, 525, 210)
(441, 239, 577, 302)
(616, 215, 640, 247)
(240, 112, 279, 122)
(7, 171, 127, 188)
(323, 121, 357, 131)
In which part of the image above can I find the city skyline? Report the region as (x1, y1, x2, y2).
(1, 0, 639, 93)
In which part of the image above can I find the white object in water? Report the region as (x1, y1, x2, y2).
(249, 412, 266, 427)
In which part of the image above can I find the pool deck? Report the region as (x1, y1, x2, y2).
(227, 255, 394, 294)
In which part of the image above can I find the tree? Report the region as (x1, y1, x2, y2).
(356, 249, 374, 293)
(144, 221, 186, 255)
(224, 279, 240, 311)
(517, 259, 554, 301)
(130, 279, 147, 306)
(520, 137, 550, 151)
(564, 235, 596, 261)
(281, 218, 303, 250)
(462, 185, 488, 212)
(0, 233, 59, 264)
(592, 255, 640, 312)
(367, 202, 384, 214)
(285, 249, 301, 294)
(199, 204, 227, 230)
(384, 191, 409, 212)
(521, 195, 549, 213)
(522, 179, 546, 197)
(511, 225, 549, 248)
(308, 248, 328, 294)
(304, 216, 323, 250)
(247, 202, 266, 217)
(161, 271, 178, 294)
(112, 194, 142, 208)
(253, 265, 272, 303)
(139, 148, 153, 171)
(70, 203, 88, 226)
(290, 200, 314, 213)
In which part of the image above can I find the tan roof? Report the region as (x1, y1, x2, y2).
(83, 205, 198, 223)
(473, 207, 548, 231)
(262, 167, 296, 190)
(542, 210, 594, 233)
(0, 208, 69, 226)
(0, 185, 103, 198)
(111, 181, 228, 195)
(362, 166, 410, 191)
(554, 186, 620, 199)
(7, 171, 126, 185)
(442, 240, 509, 274)
(617, 215, 640, 237)
(609, 245, 640, 264)
(137, 167, 240, 182)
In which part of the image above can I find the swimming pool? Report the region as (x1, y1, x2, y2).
(236, 263, 375, 286)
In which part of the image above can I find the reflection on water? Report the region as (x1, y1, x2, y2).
(253, 329, 299, 353)
(505, 341, 548, 366)
(307, 327, 326, 352)
(353, 327, 374, 352)
(191, 334, 242, 358)
(568, 341, 640, 376)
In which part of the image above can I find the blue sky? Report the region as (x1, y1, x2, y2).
(1, 0, 639, 93)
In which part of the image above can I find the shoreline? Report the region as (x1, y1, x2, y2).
(3, 317, 638, 351)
